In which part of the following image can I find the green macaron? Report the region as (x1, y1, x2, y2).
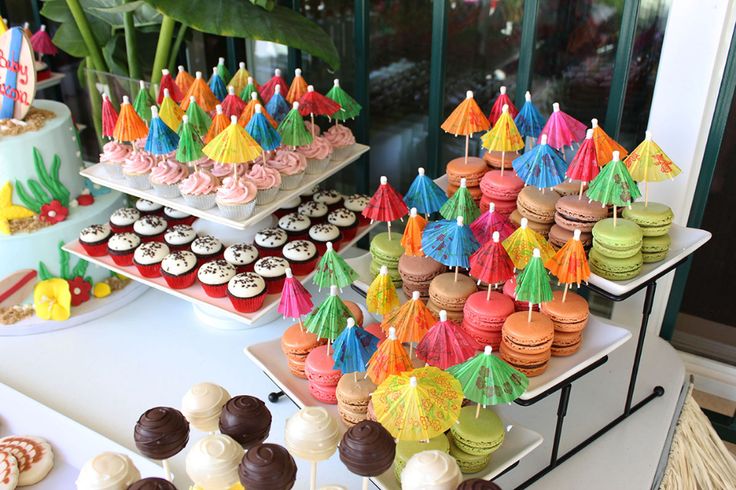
(641, 234, 671, 263)
(450, 406, 505, 457)
(591, 218, 643, 258)
(622, 202, 674, 237)
(393, 433, 450, 482)
(370, 231, 405, 268)
(369, 260, 402, 285)
(589, 248, 643, 280)
(449, 434, 492, 473)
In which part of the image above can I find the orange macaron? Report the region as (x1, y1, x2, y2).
(540, 290, 590, 357)
(500, 311, 554, 376)
(446, 157, 488, 188)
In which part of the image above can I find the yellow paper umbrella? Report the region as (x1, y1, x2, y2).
(502, 217, 555, 269)
(113, 96, 148, 143)
(372, 366, 463, 441)
(441, 90, 490, 165)
(159, 88, 184, 132)
(175, 65, 195, 95)
(204, 105, 230, 144)
(481, 104, 525, 176)
(238, 92, 278, 128)
(401, 208, 427, 256)
(591, 118, 627, 165)
(202, 115, 262, 170)
(229, 62, 252, 96)
(181, 71, 219, 112)
(624, 131, 682, 205)
(366, 265, 400, 316)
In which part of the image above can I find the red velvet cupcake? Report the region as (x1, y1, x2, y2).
(254, 228, 288, 258)
(197, 259, 237, 298)
(281, 240, 318, 276)
(253, 256, 289, 294)
(135, 198, 164, 216)
(133, 215, 168, 243)
(190, 235, 224, 264)
(277, 213, 311, 241)
(223, 243, 259, 273)
(227, 272, 267, 313)
(161, 250, 198, 289)
(164, 206, 197, 226)
(133, 241, 170, 278)
(343, 194, 370, 226)
(308, 223, 342, 254)
(313, 189, 343, 211)
(164, 224, 197, 252)
(107, 232, 141, 266)
(327, 208, 358, 243)
(297, 200, 329, 225)
(79, 223, 112, 256)
(109, 207, 140, 233)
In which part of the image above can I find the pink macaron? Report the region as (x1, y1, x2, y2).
(305, 344, 342, 404)
(480, 170, 525, 201)
(481, 194, 517, 216)
(462, 291, 516, 349)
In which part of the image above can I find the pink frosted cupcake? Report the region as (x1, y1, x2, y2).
(178, 169, 220, 209)
(297, 136, 333, 175)
(324, 124, 356, 161)
(246, 164, 282, 205)
(304, 120, 321, 136)
(149, 158, 189, 198)
(122, 152, 156, 189)
(99, 141, 131, 179)
(267, 149, 307, 190)
(216, 177, 258, 219)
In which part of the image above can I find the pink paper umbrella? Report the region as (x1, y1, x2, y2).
(470, 202, 515, 245)
(101, 93, 118, 140)
(566, 128, 599, 199)
(278, 268, 313, 331)
(540, 102, 586, 157)
(416, 310, 478, 369)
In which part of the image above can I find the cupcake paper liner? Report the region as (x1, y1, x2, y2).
(331, 143, 356, 162)
(182, 192, 217, 210)
(151, 181, 182, 198)
(194, 251, 224, 265)
(229, 290, 266, 313)
(134, 261, 163, 278)
(287, 257, 317, 276)
(200, 281, 229, 298)
(255, 186, 280, 206)
(108, 250, 135, 267)
(124, 172, 153, 190)
(216, 197, 257, 220)
(165, 240, 195, 252)
(101, 161, 124, 179)
(337, 223, 358, 242)
(80, 240, 109, 257)
(262, 275, 286, 294)
(162, 269, 197, 289)
(136, 232, 165, 244)
(109, 223, 134, 234)
(305, 157, 330, 175)
(255, 244, 282, 258)
(279, 171, 306, 191)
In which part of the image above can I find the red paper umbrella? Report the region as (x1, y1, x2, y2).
(101, 93, 119, 139)
(157, 69, 183, 105)
(470, 231, 515, 300)
(298, 85, 341, 117)
(221, 86, 246, 119)
(488, 86, 519, 125)
(362, 176, 409, 240)
(30, 25, 57, 56)
(259, 68, 289, 103)
(566, 129, 599, 199)
(416, 310, 478, 369)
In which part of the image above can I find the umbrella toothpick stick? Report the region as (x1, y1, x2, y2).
(487, 284, 492, 301)
(387, 221, 392, 241)
(562, 283, 569, 303)
(464, 134, 470, 165)
(500, 151, 505, 177)
(354, 371, 358, 383)
(578, 180, 585, 200)
(454, 266, 459, 282)
(310, 113, 315, 138)
(528, 303, 533, 323)
(613, 205, 617, 227)
(476, 403, 481, 419)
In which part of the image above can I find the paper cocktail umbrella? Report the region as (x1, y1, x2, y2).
(448, 345, 528, 413)
(416, 310, 477, 369)
(278, 101, 314, 148)
(540, 102, 586, 155)
(304, 285, 355, 346)
(591, 118, 627, 164)
(441, 90, 490, 165)
(176, 116, 204, 165)
(298, 85, 341, 136)
(401, 208, 427, 256)
(202, 116, 263, 179)
(372, 366, 463, 441)
(133, 80, 156, 123)
(215, 57, 231, 84)
(259, 68, 289, 103)
(159, 88, 184, 132)
(363, 176, 408, 240)
(488, 86, 518, 126)
(245, 105, 282, 158)
(470, 231, 515, 299)
(221, 86, 246, 118)
(512, 134, 568, 189)
(515, 248, 553, 322)
(312, 241, 358, 290)
(481, 104, 525, 176)
(175, 65, 194, 95)
(586, 150, 642, 225)
(381, 291, 436, 357)
(624, 131, 681, 206)
(287, 68, 308, 104)
(266, 84, 291, 123)
(502, 217, 555, 269)
(440, 178, 481, 224)
(238, 92, 278, 128)
(113, 96, 148, 143)
(30, 25, 57, 58)
(184, 96, 211, 136)
(278, 267, 313, 330)
(208, 67, 228, 102)
(422, 216, 480, 280)
(366, 327, 413, 385)
(332, 318, 379, 377)
(101, 93, 118, 139)
(239, 76, 262, 105)
(157, 68, 183, 105)
(326, 79, 362, 121)
(566, 129, 599, 199)
(145, 106, 179, 155)
(403, 167, 447, 217)
(470, 203, 515, 244)
(229, 62, 251, 96)
(514, 91, 546, 147)
(181, 71, 218, 112)
(545, 229, 590, 301)
(366, 265, 400, 316)
(204, 105, 229, 144)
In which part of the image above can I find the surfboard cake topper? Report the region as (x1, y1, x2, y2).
(0, 27, 36, 120)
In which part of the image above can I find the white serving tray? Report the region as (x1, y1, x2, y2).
(0, 382, 161, 488)
(244, 339, 543, 488)
(81, 144, 369, 230)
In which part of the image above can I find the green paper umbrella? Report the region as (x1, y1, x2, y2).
(586, 151, 641, 209)
(325, 79, 361, 121)
(176, 115, 204, 164)
(304, 285, 356, 342)
(184, 96, 212, 136)
(515, 248, 553, 321)
(448, 346, 528, 408)
(312, 242, 359, 291)
(239, 77, 262, 105)
(133, 80, 156, 122)
(215, 56, 231, 84)
(277, 101, 314, 147)
(439, 178, 480, 223)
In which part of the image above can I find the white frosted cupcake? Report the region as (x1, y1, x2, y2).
(122, 152, 156, 190)
(197, 260, 237, 298)
(215, 177, 258, 220)
(133, 241, 170, 278)
(297, 135, 333, 175)
(324, 124, 356, 161)
(99, 141, 131, 179)
(164, 224, 197, 251)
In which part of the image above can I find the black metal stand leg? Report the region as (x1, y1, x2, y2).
(550, 384, 572, 467)
(625, 282, 657, 416)
(268, 390, 286, 403)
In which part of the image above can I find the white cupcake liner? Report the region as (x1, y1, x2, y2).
(280, 171, 306, 191)
(151, 182, 181, 198)
(124, 172, 153, 190)
(255, 186, 280, 205)
(330, 143, 356, 162)
(305, 157, 331, 175)
(182, 192, 217, 210)
(101, 161, 124, 179)
(216, 197, 257, 220)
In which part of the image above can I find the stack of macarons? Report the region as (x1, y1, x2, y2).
(369, 232, 405, 287)
(280, 323, 327, 378)
(479, 170, 524, 216)
(448, 406, 505, 474)
(550, 195, 608, 249)
(483, 150, 517, 172)
(398, 254, 446, 300)
(304, 344, 342, 403)
(446, 157, 487, 204)
(622, 202, 674, 263)
(553, 179, 587, 197)
(462, 291, 515, 349)
(511, 187, 561, 238)
(393, 434, 450, 482)
(427, 273, 477, 323)
(589, 218, 644, 280)
(335, 373, 376, 426)
(500, 311, 554, 377)
(540, 291, 590, 356)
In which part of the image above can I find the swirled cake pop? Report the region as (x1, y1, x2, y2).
(181, 382, 231, 433)
(238, 443, 297, 490)
(218, 396, 271, 449)
(185, 434, 243, 490)
(76, 452, 140, 490)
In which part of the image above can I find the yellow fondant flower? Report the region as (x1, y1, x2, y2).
(92, 282, 111, 298)
(33, 278, 71, 321)
(0, 181, 35, 235)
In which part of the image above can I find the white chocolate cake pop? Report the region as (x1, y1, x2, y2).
(181, 382, 231, 433)
(400, 450, 461, 490)
(76, 452, 140, 490)
(185, 434, 243, 490)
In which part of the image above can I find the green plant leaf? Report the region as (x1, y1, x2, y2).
(249, 0, 276, 11)
(84, 0, 162, 29)
(42, 0, 113, 57)
(90, 0, 146, 14)
(142, 0, 340, 70)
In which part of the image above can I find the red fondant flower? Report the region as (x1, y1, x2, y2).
(40, 200, 68, 224)
(67, 276, 92, 306)
(76, 193, 94, 206)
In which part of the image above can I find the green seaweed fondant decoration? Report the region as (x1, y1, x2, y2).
(15, 148, 71, 213)
(39, 241, 91, 284)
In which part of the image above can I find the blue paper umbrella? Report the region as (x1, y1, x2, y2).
(514, 91, 546, 140)
(266, 85, 291, 123)
(512, 134, 567, 188)
(144, 106, 179, 155)
(245, 105, 282, 151)
(421, 216, 480, 270)
(332, 318, 380, 374)
(208, 68, 228, 102)
(403, 167, 448, 216)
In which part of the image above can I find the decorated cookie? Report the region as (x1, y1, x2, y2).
(0, 450, 18, 490)
(0, 435, 54, 486)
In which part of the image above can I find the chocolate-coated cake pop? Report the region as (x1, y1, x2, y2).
(218, 395, 271, 449)
(338, 420, 395, 477)
(127, 477, 178, 489)
(457, 479, 502, 489)
(133, 407, 189, 460)
(238, 443, 297, 490)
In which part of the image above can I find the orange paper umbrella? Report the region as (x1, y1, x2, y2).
(229, 62, 252, 96)
(624, 131, 682, 205)
(202, 115, 263, 167)
(366, 265, 400, 316)
(545, 229, 590, 301)
(441, 90, 490, 165)
(159, 88, 184, 132)
(181, 71, 219, 112)
(366, 327, 413, 385)
(502, 217, 555, 269)
(112, 96, 148, 143)
(481, 104, 525, 177)
(204, 105, 230, 144)
(175, 65, 195, 94)
(591, 118, 627, 165)
(287, 68, 309, 104)
(381, 291, 436, 356)
(401, 208, 426, 256)
(238, 92, 278, 128)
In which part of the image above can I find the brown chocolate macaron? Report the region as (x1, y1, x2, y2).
(554, 195, 609, 233)
(516, 186, 560, 224)
(399, 254, 446, 299)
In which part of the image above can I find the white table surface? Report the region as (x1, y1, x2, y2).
(0, 280, 685, 489)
